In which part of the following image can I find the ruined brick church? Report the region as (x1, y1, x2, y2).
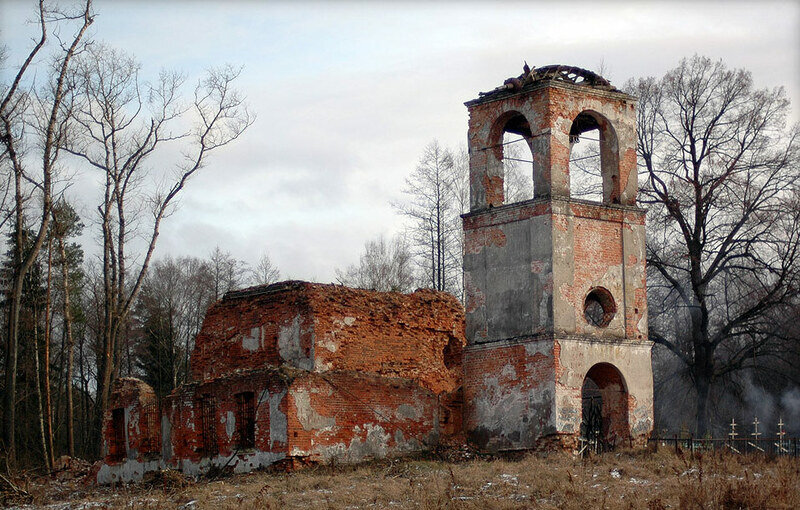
(98, 65, 653, 484)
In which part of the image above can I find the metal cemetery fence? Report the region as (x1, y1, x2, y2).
(647, 417, 799, 457)
(579, 417, 800, 457)
(647, 435, 800, 457)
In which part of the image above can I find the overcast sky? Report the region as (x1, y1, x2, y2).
(2, 0, 799, 283)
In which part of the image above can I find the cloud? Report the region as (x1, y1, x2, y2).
(3, 1, 798, 283)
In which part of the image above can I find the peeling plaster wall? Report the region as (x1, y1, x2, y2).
(190, 283, 314, 379)
(463, 339, 557, 451)
(462, 75, 653, 452)
(190, 282, 464, 395)
(463, 201, 553, 343)
(551, 200, 648, 340)
(163, 370, 291, 468)
(286, 372, 439, 463)
(554, 338, 653, 441)
(99, 281, 465, 484)
(99, 370, 293, 483)
(99, 378, 161, 483)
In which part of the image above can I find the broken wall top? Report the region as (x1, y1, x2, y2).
(108, 377, 157, 409)
(466, 64, 632, 107)
(190, 281, 465, 394)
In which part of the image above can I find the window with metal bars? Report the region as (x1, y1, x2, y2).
(140, 403, 161, 455)
(234, 392, 255, 449)
(109, 408, 126, 460)
(199, 395, 218, 456)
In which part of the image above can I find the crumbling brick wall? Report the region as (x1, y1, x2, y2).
(99, 282, 467, 483)
(463, 340, 557, 451)
(191, 283, 315, 380)
(191, 282, 465, 395)
(98, 378, 161, 483)
(161, 368, 292, 476)
(286, 371, 440, 464)
(305, 285, 464, 394)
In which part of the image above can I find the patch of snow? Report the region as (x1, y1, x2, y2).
(499, 473, 518, 484)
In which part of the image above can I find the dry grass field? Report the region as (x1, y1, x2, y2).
(5, 448, 800, 509)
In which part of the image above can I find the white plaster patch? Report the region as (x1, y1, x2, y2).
(269, 388, 288, 448)
(318, 336, 338, 353)
(395, 403, 422, 421)
(176, 451, 286, 479)
(161, 414, 173, 461)
(501, 364, 517, 380)
(242, 326, 261, 351)
(524, 340, 550, 357)
(312, 423, 392, 463)
(343, 316, 356, 326)
(279, 315, 313, 369)
(97, 458, 164, 484)
(225, 411, 235, 440)
(291, 387, 336, 431)
(636, 313, 648, 337)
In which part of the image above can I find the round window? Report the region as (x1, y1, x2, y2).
(583, 287, 616, 328)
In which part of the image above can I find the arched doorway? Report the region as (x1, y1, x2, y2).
(581, 363, 629, 449)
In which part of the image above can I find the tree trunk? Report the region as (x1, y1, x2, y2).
(59, 237, 76, 457)
(695, 373, 711, 436)
(33, 308, 50, 467)
(44, 239, 54, 467)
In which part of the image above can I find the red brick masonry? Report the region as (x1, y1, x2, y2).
(98, 282, 465, 483)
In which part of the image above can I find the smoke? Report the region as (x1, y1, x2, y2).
(780, 387, 800, 435)
(652, 347, 800, 437)
(713, 375, 800, 437)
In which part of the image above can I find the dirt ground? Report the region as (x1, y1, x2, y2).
(3, 448, 800, 509)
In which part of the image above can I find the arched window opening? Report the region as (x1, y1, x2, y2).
(569, 112, 619, 203)
(569, 113, 603, 202)
(581, 363, 629, 450)
(502, 132, 534, 203)
(493, 113, 534, 204)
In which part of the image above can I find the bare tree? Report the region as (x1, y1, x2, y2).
(251, 252, 281, 286)
(60, 43, 253, 449)
(1, 0, 93, 466)
(629, 56, 800, 434)
(335, 234, 416, 292)
(206, 247, 250, 300)
(396, 140, 461, 294)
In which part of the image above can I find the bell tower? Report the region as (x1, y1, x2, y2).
(462, 65, 653, 450)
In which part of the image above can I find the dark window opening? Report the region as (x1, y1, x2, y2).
(199, 395, 218, 456)
(234, 392, 256, 449)
(583, 287, 616, 328)
(109, 408, 126, 460)
(442, 336, 462, 370)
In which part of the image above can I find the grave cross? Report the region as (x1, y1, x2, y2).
(751, 417, 761, 439)
(729, 418, 738, 440)
(778, 417, 786, 441)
